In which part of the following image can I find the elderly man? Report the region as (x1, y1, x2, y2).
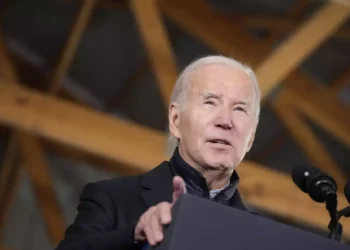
(56, 55, 260, 250)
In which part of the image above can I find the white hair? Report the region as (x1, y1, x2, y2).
(166, 55, 261, 155)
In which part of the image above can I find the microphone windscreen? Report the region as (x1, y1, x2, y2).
(292, 165, 311, 193)
(344, 181, 350, 204)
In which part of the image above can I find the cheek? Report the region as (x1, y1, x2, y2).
(182, 106, 212, 133)
(179, 110, 201, 140)
(233, 117, 255, 142)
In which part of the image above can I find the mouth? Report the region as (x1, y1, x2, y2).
(207, 138, 232, 146)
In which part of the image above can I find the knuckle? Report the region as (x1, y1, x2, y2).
(158, 202, 170, 209)
(149, 206, 157, 213)
(140, 211, 151, 224)
(143, 206, 155, 219)
(140, 215, 147, 224)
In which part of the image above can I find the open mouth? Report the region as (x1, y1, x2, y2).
(208, 139, 231, 146)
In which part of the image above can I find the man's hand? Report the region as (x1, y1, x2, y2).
(134, 176, 186, 246)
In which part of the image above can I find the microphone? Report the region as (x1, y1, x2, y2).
(292, 165, 337, 203)
(292, 165, 342, 241)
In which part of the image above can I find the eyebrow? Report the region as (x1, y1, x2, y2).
(201, 92, 251, 107)
(234, 100, 250, 107)
(201, 92, 222, 99)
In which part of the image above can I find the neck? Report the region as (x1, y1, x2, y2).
(178, 146, 232, 190)
(198, 167, 232, 190)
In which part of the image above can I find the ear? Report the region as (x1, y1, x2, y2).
(169, 103, 181, 140)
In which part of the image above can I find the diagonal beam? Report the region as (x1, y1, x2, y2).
(257, 0, 349, 183)
(130, 0, 178, 106)
(0, 29, 65, 245)
(160, 0, 350, 98)
(286, 72, 350, 147)
(104, 62, 150, 111)
(48, 0, 97, 94)
(0, 30, 23, 238)
(160, 0, 350, 144)
(159, 0, 266, 65)
(272, 90, 347, 188)
(0, 82, 167, 173)
(261, 0, 310, 46)
(254, 1, 350, 97)
(77, 0, 350, 41)
(17, 131, 65, 245)
(159, 0, 349, 206)
(0, 136, 22, 237)
(231, 14, 350, 41)
(0, 82, 350, 234)
(70, 0, 350, 41)
(1, 0, 98, 240)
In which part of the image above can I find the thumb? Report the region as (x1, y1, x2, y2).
(172, 176, 186, 205)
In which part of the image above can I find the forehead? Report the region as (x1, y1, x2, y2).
(188, 64, 255, 100)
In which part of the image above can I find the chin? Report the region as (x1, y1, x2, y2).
(200, 147, 237, 170)
(202, 157, 235, 171)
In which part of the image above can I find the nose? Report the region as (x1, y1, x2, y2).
(214, 107, 232, 130)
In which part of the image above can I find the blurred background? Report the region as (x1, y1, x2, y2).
(0, 0, 349, 249)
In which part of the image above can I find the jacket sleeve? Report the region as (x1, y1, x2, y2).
(55, 182, 142, 250)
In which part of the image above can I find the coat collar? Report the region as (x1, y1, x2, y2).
(169, 147, 240, 204)
(139, 161, 247, 211)
(139, 161, 174, 208)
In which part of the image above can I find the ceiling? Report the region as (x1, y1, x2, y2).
(2, 0, 349, 173)
(0, 0, 350, 248)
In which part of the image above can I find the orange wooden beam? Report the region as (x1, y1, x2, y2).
(160, 0, 350, 98)
(130, 0, 177, 106)
(49, 0, 97, 94)
(0, 82, 167, 173)
(0, 137, 22, 237)
(0, 28, 66, 246)
(286, 72, 350, 147)
(255, 1, 350, 97)
(231, 13, 350, 41)
(0, 82, 350, 235)
(17, 131, 65, 245)
(272, 90, 347, 188)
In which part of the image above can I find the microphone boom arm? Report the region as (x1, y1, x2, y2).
(325, 193, 342, 242)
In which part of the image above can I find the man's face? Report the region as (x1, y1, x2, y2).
(169, 64, 258, 172)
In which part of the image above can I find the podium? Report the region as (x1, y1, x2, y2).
(149, 194, 348, 250)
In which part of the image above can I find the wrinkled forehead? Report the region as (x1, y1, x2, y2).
(186, 64, 255, 101)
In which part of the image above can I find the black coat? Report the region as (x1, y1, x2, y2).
(55, 161, 247, 250)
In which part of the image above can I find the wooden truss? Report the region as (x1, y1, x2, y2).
(0, 0, 349, 248)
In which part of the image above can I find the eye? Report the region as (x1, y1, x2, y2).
(204, 101, 215, 105)
(234, 106, 246, 112)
